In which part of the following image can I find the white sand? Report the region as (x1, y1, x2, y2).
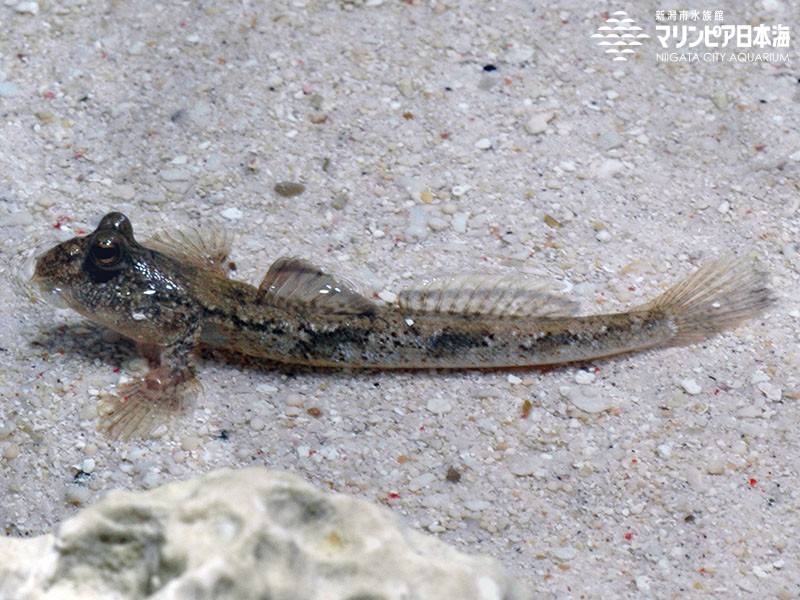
(1, 1, 798, 596)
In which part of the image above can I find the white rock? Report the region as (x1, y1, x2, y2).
(680, 378, 702, 395)
(14, 1, 39, 14)
(757, 382, 782, 401)
(656, 444, 672, 459)
(0, 468, 531, 600)
(574, 369, 595, 384)
(552, 545, 578, 561)
(378, 290, 397, 303)
(596, 131, 624, 150)
(452, 212, 469, 233)
(0, 81, 20, 97)
(160, 167, 190, 182)
(523, 111, 554, 135)
(221, 206, 244, 220)
(475, 137, 493, 150)
(506, 454, 540, 477)
(505, 43, 535, 63)
(426, 395, 453, 415)
(451, 184, 472, 197)
(593, 158, 623, 179)
(565, 386, 610, 414)
(706, 455, 726, 475)
(736, 405, 762, 418)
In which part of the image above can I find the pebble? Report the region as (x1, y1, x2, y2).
(428, 216, 449, 232)
(405, 205, 429, 241)
(378, 290, 397, 303)
(507, 374, 522, 385)
(717, 200, 730, 214)
(523, 111, 554, 135)
(656, 444, 672, 459)
(330, 193, 348, 210)
(564, 386, 610, 414)
(593, 158, 623, 179)
(249, 416, 266, 431)
(451, 212, 468, 233)
(160, 168, 191, 182)
(65, 486, 91, 505)
(397, 79, 414, 98)
(110, 184, 136, 201)
(596, 131, 624, 151)
(735, 405, 761, 418)
(14, 1, 38, 14)
(711, 90, 729, 110)
(221, 206, 243, 220)
(680, 378, 702, 395)
(634, 575, 651, 592)
(274, 181, 306, 197)
(474, 137, 493, 150)
(2, 443, 20, 460)
(574, 370, 595, 384)
(180, 436, 202, 451)
(506, 454, 539, 477)
(408, 472, 436, 491)
(552, 546, 578, 561)
(595, 229, 612, 242)
(0, 81, 20, 97)
(426, 396, 453, 415)
(464, 499, 491, 512)
(757, 382, 782, 401)
(81, 458, 96, 474)
(504, 43, 535, 63)
(686, 466, 706, 491)
(706, 455, 726, 475)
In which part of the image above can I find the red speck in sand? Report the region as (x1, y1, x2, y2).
(749, 478, 758, 487)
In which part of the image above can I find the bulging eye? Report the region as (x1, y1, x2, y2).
(91, 235, 123, 268)
(85, 232, 127, 282)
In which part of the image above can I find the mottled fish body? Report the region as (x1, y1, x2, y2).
(32, 212, 773, 438)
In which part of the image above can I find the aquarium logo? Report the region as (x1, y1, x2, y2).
(591, 10, 650, 61)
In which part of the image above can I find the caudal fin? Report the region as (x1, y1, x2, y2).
(648, 255, 774, 345)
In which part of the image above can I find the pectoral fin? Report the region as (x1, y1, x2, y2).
(257, 257, 376, 315)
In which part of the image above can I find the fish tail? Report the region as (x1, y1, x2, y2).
(648, 255, 774, 345)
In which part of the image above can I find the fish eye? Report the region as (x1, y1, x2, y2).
(85, 232, 128, 282)
(90, 234, 123, 268)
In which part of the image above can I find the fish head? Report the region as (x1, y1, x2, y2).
(33, 212, 193, 343)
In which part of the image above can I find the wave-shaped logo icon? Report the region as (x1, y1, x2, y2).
(591, 10, 650, 61)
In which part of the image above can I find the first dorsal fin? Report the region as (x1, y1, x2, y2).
(146, 226, 232, 277)
(257, 257, 376, 315)
(397, 274, 578, 318)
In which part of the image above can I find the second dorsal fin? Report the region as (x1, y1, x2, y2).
(397, 274, 578, 317)
(257, 257, 376, 315)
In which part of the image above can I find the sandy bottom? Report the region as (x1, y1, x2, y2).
(1, 1, 798, 597)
